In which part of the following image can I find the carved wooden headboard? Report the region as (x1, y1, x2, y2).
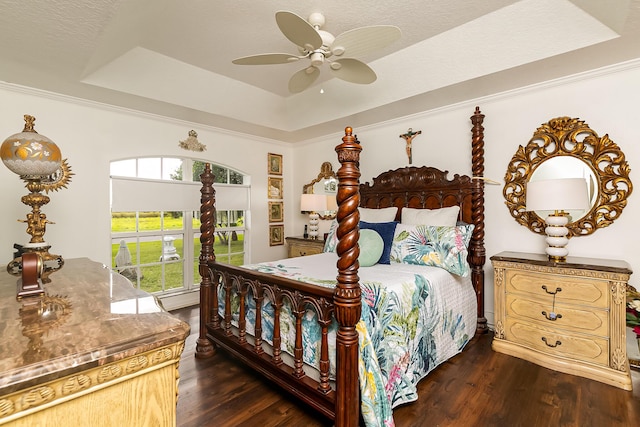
(357, 107, 487, 333)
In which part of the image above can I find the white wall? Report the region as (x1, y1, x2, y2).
(0, 85, 294, 268)
(292, 60, 640, 327)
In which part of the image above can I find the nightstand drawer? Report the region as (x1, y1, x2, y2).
(506, 294, 608, 336)
(289, 245, 323, 257)
(506, 319, 608, 366)
(286, 237, 325, 258)
(506, 270, 608, 308)
(491, 251, 632, 390)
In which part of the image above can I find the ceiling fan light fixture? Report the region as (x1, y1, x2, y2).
(310, 51, 324, 67)
(332, 46, 345, 56)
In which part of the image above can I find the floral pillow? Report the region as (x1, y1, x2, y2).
(390, 223, 474, 277)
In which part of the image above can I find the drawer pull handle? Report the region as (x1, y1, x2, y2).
(541, 337, 561, 348)
(541, 285, 562, 295)
(542, 311, 562, 321)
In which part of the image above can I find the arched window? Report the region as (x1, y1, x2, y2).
(110, 157, 248, 303)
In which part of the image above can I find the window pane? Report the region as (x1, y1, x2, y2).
(110, 159, 136, 177)
(164, 262, 184, 291)
(140, 265, 162, 293)
(192, 161, 207, 182)
(164, 212, 183, 230)
(138, 158, 161, 179)
(193, 236, 201, 280)
(230, 230, 245, 266)
(138, 212, 162, 231)
(112, 212, 137, 232)
(212, 165, 228, 184)
(230, 170, 243, 185)
(160, 234, 183, 261)
(163, 158, 183, 181)
(112, 238, 138, 268)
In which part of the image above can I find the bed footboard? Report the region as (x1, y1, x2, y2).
(195, 128, 363, 426)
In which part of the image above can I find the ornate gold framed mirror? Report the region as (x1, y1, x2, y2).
(504, 116, 632, 237)
(303, 162, 338, 220)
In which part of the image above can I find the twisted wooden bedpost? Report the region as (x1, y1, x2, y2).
(334, 127, 362, 427)
(470, 107, 488, 334)
(196, 163, 216, 358)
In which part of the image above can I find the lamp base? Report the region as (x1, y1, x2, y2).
(544, 213, 570, 261)
(308, 213, 320, 239)
(8, 244, 64, 287)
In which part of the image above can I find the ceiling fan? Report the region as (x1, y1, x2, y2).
(232, 11, 401, 93)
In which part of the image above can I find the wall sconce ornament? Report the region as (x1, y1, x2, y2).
(1, 115, 73, 297)
(178, 130, 206, 152)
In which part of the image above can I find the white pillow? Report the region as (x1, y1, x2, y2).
(401, 206, 460, 226)
(359, 207, 398, 223)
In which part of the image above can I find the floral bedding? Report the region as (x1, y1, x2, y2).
(220, 252, 476, 427)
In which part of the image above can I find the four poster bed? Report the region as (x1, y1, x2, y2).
(195, 107, 487, 427)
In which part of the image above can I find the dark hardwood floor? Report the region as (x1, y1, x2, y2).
(172, 305, 640, 426)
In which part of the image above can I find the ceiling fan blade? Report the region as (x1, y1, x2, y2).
(330, 58, 377, 84)
(232, 53, 302, 65)
(288, 66, 320, 93)
(276, 11, 323, 51)
(331, 25, 401, 57)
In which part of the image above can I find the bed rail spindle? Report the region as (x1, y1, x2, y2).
(470, 106, 488, 334)
(293, 298, 305, 379)
(272, 294, 283, 365)
(238, 282, 247, 344)
(253, 284, 264, 353)
(224, 275, 233, 336)
(211, 271, 220, 329)
(318, 317, 331, 394)
(334, 127, 362, 427)
(196, 163, 216, 358)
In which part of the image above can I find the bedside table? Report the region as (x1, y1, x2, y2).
(285, 236, 325, 258)
(491, 251, 632, 390)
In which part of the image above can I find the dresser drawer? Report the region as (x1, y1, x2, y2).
(505, 319, 609, 366)
(506, 270, 608, 308)
(506, 294, 608, 336)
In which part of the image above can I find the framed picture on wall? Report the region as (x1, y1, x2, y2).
(268, 177, 283, 199)
(268, 153, 283, 175)
(269, 224, 284, 246)
(268, 201, 284, 223)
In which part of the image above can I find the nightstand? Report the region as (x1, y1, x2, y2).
(285, 236, 325, 258)
(491, 251, 632, 390)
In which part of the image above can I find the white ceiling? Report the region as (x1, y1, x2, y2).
(1, 0, 639, 142)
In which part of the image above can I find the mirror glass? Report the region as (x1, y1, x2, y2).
(503, 116, 632, 237)
(303, 162, 337, 220)
(529, 156, 598, 221)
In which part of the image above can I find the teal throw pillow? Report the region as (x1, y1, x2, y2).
(358, 229, 384, 267)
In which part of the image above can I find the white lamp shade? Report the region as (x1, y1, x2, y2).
(326, 195, 338, 211)
(300, 193, 327, 212)
(526, 178, 590, 212)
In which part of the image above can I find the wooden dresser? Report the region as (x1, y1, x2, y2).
(0, 258, 190, 426)
(491, 251, 632, 390)
(285, 236, 325, 258)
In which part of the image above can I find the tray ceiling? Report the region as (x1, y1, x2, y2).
(1, 0, 639, 141)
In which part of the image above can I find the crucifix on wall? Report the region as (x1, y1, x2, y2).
(399, 128, 422, 164)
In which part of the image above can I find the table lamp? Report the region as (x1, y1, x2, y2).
(1, 115, 72, 296)
(300, 194, 327, 239)
(526, 177, 589, 261)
